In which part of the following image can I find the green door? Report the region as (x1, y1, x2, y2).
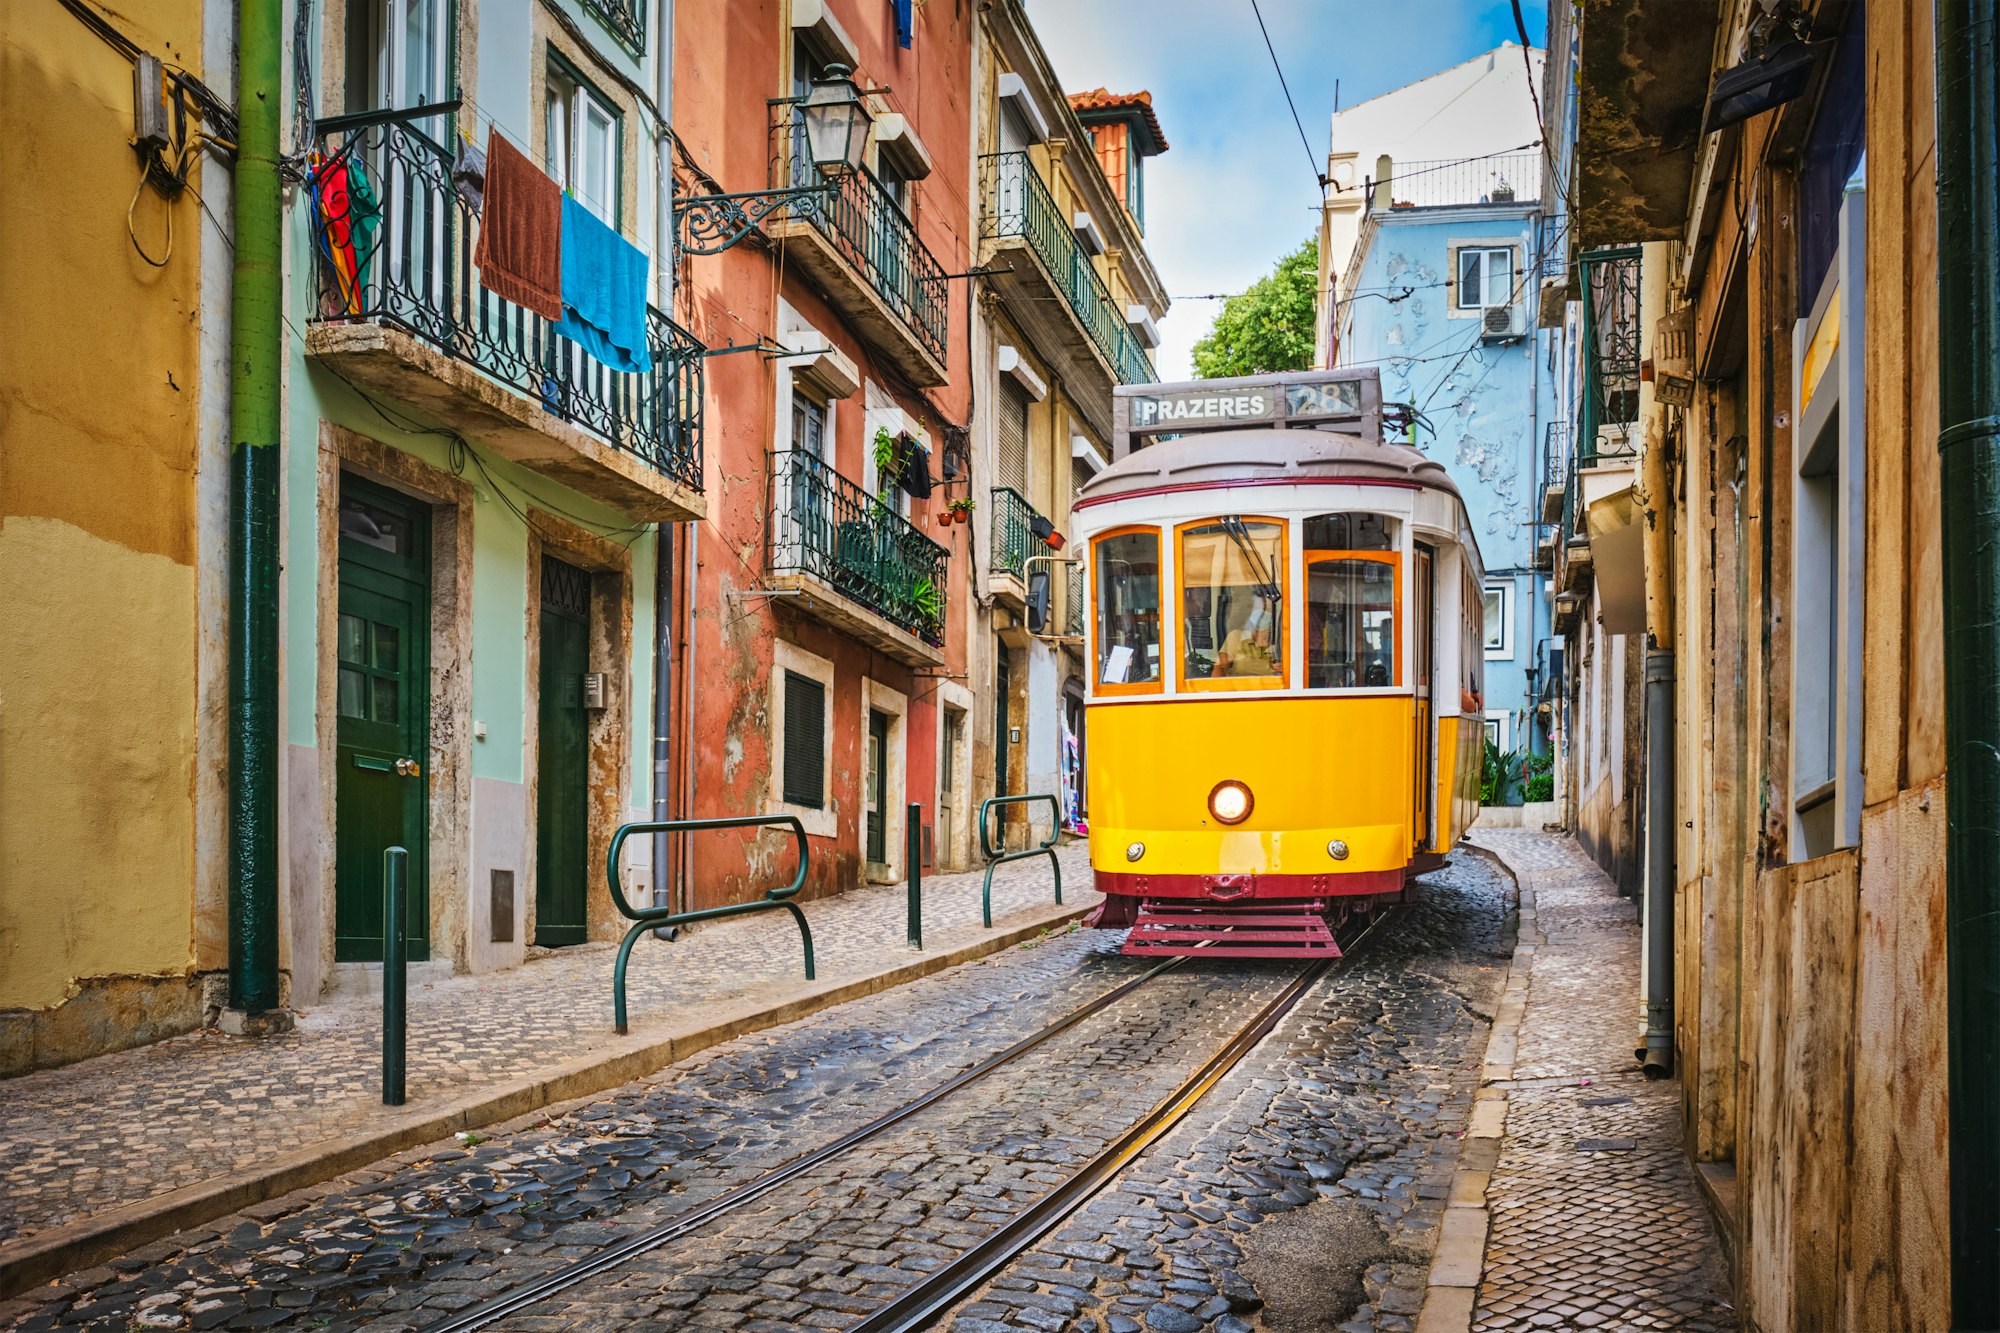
(536, 556, 591, 946)
(335, 477, 431, 963)
(865, 709, 889, 864)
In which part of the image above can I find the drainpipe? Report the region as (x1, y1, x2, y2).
(650, 0, 677, 924)
(1938, 0, 2000, 1322)
(223, 0, 287, 1028)
(1638, 251, 1674, 1078)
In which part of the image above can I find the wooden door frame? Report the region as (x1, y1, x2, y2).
(523, 508, 633, 947)
(307, 425, 474, 1002)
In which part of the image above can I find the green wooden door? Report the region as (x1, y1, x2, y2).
(536, 556, 591, 946)
(335, 477, 431, 962)
(865, 709, 888, 864)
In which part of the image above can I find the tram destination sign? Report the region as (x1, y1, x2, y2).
(1112, 368, 1382, 459)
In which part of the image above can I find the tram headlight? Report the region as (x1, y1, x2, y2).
(1126, 841, 1146, 862)
(1208, 780, 1253, 825)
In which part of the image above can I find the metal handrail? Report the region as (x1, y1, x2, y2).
(605, 815, 816, 1033)
(306, 116, 705, 493)
(979, 152, 1154, 384)
(770, 106, 949, 362)
(990, 486, 1043, 580)
(768, 450, 950, 645)
(977, 794, 1063, 928)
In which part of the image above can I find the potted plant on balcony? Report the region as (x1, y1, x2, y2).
(911, 575, 944, 641)
(948, 497, 976, 525)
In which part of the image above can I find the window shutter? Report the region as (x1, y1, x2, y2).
(782, 670, 826, 808)
(997, 380, 1030, 496)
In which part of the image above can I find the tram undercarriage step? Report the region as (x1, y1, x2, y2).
(1123, 901, 1343, 958)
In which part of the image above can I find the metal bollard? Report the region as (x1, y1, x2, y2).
(906, 803, 923, 951)
(382, 845, 408, 1107)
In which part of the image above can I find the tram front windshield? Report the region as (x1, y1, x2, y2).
(1095, 530, 1162, 685)
(1180, 518, 1285, 683)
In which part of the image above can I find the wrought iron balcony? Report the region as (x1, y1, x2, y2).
(1541, 421, 1570, 526)
(1580, 248, 1642, 465)
(768, 106, 949, 382)
(980, 153, 1154, 387)
(989, 486, 1045, 583)
(1364, 151, 1544, 213)
(768, 450, 949, 656)
(578, 0, 644, 52)
(305, 115, 703, 517)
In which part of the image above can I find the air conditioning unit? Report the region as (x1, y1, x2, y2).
(1480, 304, 1521, 341)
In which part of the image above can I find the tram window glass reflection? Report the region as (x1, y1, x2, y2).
(1303, 512, 1391, 552)
(1094, 529, 1163, 687)
(1307, 558, 1398, 688)
(1179, 518, 1286, 685)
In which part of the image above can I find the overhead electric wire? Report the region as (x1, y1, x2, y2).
(1247, 0, 1328, 190)
(1509, 0, 1573, 211)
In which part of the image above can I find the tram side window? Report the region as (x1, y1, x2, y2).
(1094, 530, 1163, 687)
(1180, 518, 1286, 684)
(1307, 558, 1398, 688)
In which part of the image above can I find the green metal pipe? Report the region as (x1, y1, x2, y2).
(1937, 0, 2000, 1323)
(906, 802, 923, 950)
(382, 846, 408, 1105)
(226, 0, 286, 1015)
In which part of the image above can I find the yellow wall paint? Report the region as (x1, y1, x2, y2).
(1085, 696, 1416, 876)
(0, 519, 199, 1009)
(0, 3, 209, 1012)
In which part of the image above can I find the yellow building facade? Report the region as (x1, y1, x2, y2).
(0, 0, 233, 1071)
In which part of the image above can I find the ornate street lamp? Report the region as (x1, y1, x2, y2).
(676, 64, 872, 256)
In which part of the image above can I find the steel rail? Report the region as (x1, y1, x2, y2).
(419, 955, 1188, 1333)
(844, 908, 1398, 1333)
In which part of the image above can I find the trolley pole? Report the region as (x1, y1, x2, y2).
(906, 803, 923, 951)
(382, 846, 409, 1106)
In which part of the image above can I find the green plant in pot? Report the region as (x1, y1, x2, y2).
(911, 575, 943, 638)
(948, 496, 976, 525)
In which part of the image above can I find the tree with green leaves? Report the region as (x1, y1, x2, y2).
(1190, 236, 1319, 379)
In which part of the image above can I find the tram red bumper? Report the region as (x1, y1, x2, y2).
(1092, 867, 1404, 901)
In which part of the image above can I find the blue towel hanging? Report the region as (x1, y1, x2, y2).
(554, 193, 653, 374)
(894, 0, 913, 48)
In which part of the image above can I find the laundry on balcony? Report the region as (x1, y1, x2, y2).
(473, 129, 564, 322)
(554, 192, 654, 375)
(451, 131, 486, 214)
(307, 151, 380, 317)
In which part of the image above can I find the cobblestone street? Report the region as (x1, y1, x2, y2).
(1455, 831, 1734, 1333)
(0, 847, 1093, 1258)
(0, 853, 1514, 1333)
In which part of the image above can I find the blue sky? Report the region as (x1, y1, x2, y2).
(1032, 0, 1548, 380)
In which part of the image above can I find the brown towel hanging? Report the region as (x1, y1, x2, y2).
(473, 129, 563, 321)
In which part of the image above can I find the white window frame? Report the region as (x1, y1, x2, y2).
(1482, 581, 1513, 659)
(1454, 244, 1517, 313)
(545, 59, 618, 223)
(769, 640, 837, 839)
(1788, 172, 1866, 857)
(1482, 711, 1510, 754)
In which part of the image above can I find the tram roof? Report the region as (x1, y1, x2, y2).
(1076, 429, 1463, 509)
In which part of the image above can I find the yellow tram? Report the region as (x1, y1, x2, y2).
(1076, 368, 1484, 957)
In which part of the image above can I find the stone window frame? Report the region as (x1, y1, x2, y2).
(769, 639, 837, 840)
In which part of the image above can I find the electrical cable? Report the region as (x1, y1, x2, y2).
(126, 157, 172, 266)
(1509, 0, 1573, 212)
(1246, 0, 1328, 190)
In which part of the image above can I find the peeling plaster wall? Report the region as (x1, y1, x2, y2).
(1343, 205, 1556, 750)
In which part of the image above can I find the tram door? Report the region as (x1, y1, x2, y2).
(1412, 544, 1436, 849)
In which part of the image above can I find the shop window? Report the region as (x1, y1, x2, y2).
(1093, 528, 1162, 691)
(1180, 518, 1286, 688)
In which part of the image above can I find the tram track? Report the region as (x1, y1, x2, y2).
(418, 911, 1393, 1333)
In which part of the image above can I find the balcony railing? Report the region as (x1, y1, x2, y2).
(306, 115, 702, 492)
(1365, 152, 1544, 213)
(578, 0, 644, 52)
(980, 152, 1154, 385)
(1580, 248, 1642, 465)
(771, 105, 949, 365)
(1543, 421, 1571, 499)
(990, 486, 1043, 581)
(1065, 562, 1085, 638)
(768, 450, 949, 646)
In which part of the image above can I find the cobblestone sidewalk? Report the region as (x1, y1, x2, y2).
(1421, 828, 1734, 1333)
(0, 846, 1092, 1265)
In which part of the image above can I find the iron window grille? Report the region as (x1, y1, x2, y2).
(989, 485, 1044, 582)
